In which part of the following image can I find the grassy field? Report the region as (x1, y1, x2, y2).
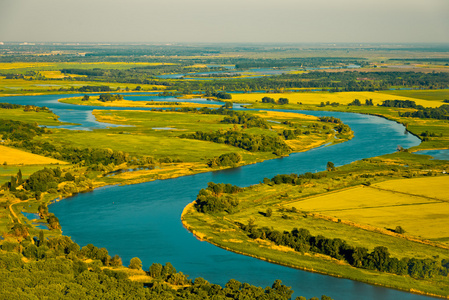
(0, 107, 65, 126)
(229, 91, 444, 108)
(379, 89, 449, 102)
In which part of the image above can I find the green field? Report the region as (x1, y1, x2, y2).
(0, 107, 65, 126)
(379, 89, 449, 102)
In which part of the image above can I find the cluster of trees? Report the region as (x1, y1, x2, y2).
(0, 102, 25, 109)
(207, 152, 242, 168)
(241, 224, 449, 279)
(181, 129, 291, 156)
(380, 100, 419, 108)
(78, 85, 113, 93)
(98, 93, 124, 102)
(221, 113, 270, 129)
(3, 167, 93, 204)
(348, 99, 373, 106)
(261, 97, 289, 105)
(319, 101, 340, 107)
(0, 119, 46, 142)
(0, 232, 317, 299)
(204, 90, 232, 99)
(194, 182, 242, 213)
(262, 172, 328, 186)
(318, 117, 342, 124)
(400, 104, 449, 120)
(281, 129, 304, 140)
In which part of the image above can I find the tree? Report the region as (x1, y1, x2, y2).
(266, 208, 272, 217)
(82, 95, 90, 101)
(17, 169, 23, 185)
(224, 102, 233, 109)
(110, 255, 123, 267)
(129, 257, 142, 270)
(278, 98, 289, 105)
(38, 230, 45, 247)
(326, 161, 335, 172)
(394, 226, 405, 234)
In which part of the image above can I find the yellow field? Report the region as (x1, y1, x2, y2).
(39, 71, 83, 79)
(373, 176, 449, 201)
(284, 176, 449, 243)
(255, 110, 318, 121)
(0, 145, 67, 165)
(0, 63, 54, 70)
(230, 91, 443, 108)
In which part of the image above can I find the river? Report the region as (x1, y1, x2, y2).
(2, 94, 435, 299)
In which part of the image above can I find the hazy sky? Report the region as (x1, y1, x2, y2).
(1, 0, 448, 43)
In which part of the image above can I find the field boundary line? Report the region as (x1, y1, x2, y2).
(367, 185, 449, 203)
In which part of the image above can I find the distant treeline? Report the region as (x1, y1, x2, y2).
(235, 57, 364, 69)
(378, 100, 449, 120)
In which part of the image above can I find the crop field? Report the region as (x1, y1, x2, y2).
(285, 176, 449, 244)
(0, 145, 67, 166)
(373, 176, 449, 200)
(379, 89, 449, 102)
(230, 91, 443, 108)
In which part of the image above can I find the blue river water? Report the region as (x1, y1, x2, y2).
(1, 94, 437, 299)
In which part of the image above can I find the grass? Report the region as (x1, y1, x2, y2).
(379, 89, 449, 102)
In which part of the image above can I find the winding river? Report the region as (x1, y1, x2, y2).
(3, 94, 435, 299)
